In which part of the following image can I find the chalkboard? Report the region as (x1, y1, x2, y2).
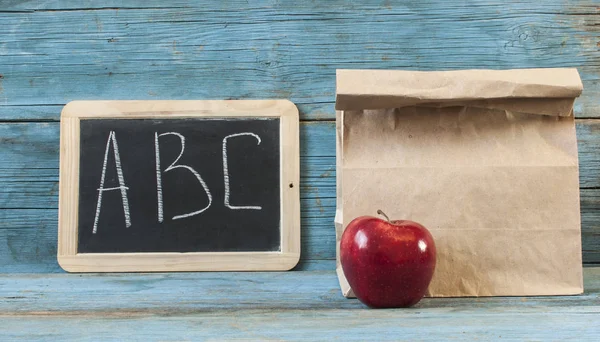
(78, 118, 281, 253)
(58, 100, 300, 272)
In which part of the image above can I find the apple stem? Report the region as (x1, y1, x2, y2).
(377, 210, 391, 222)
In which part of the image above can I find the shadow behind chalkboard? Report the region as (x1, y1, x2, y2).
(77, 118, 281, 253)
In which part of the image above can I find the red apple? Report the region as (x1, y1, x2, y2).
(340, 210, 436, 308)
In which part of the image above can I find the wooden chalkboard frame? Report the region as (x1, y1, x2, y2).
(58, 100, 300, 272)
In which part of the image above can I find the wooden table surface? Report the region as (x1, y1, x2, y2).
(0, 268, 598, 340)
(1, 1, 599, 340)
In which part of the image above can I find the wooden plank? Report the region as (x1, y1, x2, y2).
(2, 119, 598, 195)
(577, 119, 600, 188)
(3, 0, 599, 14)
(0, 105, 62, 121)
(0, 104, 334, 122)
(3, 119, 600, 195)
(0, 123, 60, 170)
(0, 312, 597, 341)
(5, 118, 598, 199)
(0, 268, 597, 313)
(0, 209, 59, 273)
(582, 188, 600, 265)
(0, 1, 598, 120)
(0, 269, 598, 340)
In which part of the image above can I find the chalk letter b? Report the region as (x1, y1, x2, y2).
(155, 132, 213, 222)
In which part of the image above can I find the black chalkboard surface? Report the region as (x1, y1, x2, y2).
(78, 118, 281, 253)
(58, 100, 300, 272)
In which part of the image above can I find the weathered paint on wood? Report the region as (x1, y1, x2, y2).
(1, 268, 597, 313)
(0, 268, 598, 340)
(1, 120, 600, 271)
(3, 120, 600, 191)
(0, 312, 597, 341)
(1, 0, 600, 338)
(0, 1, 599, 120)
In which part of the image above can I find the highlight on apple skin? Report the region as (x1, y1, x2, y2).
(340, 210, 436, 308)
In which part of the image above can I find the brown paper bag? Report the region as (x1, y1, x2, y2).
(335, 68, 584, 297)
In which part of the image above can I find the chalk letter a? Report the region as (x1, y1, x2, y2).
(92, 131, 132, 234)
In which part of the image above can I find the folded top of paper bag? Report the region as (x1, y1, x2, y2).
(336, 68, 583, 116)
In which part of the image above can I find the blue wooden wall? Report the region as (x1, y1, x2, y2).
(1, 0, 599, 273)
